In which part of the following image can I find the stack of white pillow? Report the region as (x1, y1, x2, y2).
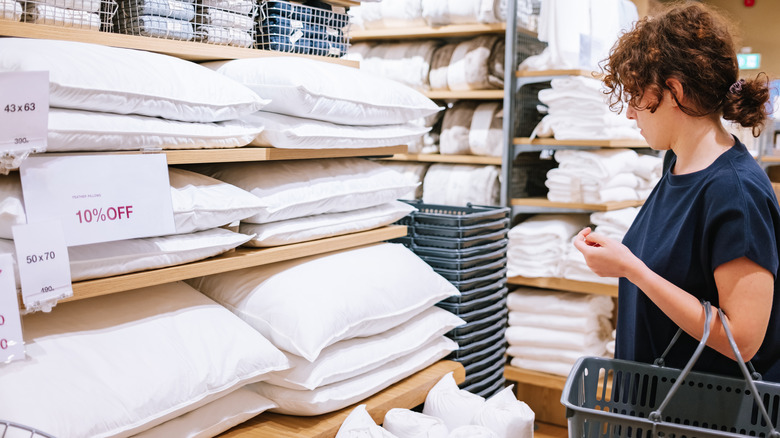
(336, 372, 535, 438)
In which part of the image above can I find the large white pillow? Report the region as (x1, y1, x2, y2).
(422, 372, 486, 431)
(203, 57, 442, 126)
(186, 243, 460, 361)
(0, 168, 266, 238)
(0, 38, 268, 122)
(249, 336, 458, 416)
(134, 387, 277, 438)
(47, 108, 263, 152)
(239, 201, 415, 247)
(0, 281, 290, 438)
(186, 158, 417, 224)
(241, 111, 429, 149)
(0, 228, 252, 287)
(265, 307, 465, 390)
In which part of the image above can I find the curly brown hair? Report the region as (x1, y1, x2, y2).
(601, 1, 770, 136)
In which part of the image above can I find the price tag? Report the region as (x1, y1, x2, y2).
(0, 71, 49, 153)
(0, 253, 25, 364)
(12, 221, 72, 312)
(19, 154, 175, 246)
(290, 29, 303, 44)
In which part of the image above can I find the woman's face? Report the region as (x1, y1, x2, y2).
(626, 90, 676, 150)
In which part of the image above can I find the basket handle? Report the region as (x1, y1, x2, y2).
(648, 301, 780, 438)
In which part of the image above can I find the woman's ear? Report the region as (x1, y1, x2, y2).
(665, 78, 684, 108)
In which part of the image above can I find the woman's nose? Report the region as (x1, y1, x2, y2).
(626, 105, 636, 120)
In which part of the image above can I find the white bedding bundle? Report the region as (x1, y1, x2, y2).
(0, 0, 21, 18)
(532, 76, 644, 141)
(422, 163, 500, 206)
(507, 214, 589, 278)
(350, 0, 505, 29)
(506, 287, 614, 376)
(545, 148, 652, 204)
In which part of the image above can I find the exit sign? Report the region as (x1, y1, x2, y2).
(738, 53, 761, 70)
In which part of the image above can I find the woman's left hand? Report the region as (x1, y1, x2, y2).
(573, 227, 641, 279)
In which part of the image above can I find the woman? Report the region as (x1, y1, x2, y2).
(573, 2, 780, 380)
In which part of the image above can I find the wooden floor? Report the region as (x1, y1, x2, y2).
(536, 421, 568, 438)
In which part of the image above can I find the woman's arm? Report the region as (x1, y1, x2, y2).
(573, 227, 773, 361)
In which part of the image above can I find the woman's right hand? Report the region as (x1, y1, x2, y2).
(573, 227, 642, 279)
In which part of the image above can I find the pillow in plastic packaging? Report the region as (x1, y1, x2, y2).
(335, 405, 399, 438)
(448, 425, 500, 438)
(471, 385, 535, 438)
(383, 408, 449, 438)
(422, 372, 485, 430)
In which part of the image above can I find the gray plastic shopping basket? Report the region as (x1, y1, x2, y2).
(562, 302, 780, 438)
(1, 419, 56, 437)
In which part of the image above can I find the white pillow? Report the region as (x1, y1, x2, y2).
(422, 372, 486, 431)
(265, 307, 465, 390)
(336, 405, 399, 438)
(186, 243, 459, 361)
(0, 228, 252, 287)
(0, 38, 268, 122)
(187, 158, 417, 224)
(383, 408, 449, 438)
(0, 169, 266, 238)
(203, 57, 442, 126)
(168, 167, 268, 234)
(448, 425, 500, 438)
(239, 201, 415, 247)
(47, 108, 263, 152)
(249, 336, 457, 416)
(241, 111, 430, 149)
(470, 386, 535, 438)
(0, 281, 290, 438)
(134, 387, 277, 438)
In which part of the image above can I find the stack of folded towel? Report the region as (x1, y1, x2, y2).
(422, 164, 500, 206)
(507, 214, 589, 278)
(26, 0, 106, 30)
(545, 148, 662, 204)
(1, 0, 22, 20)
(531, 76, 643, 141)
(559, 207, 640, 285)
(506, 287, 614, 376)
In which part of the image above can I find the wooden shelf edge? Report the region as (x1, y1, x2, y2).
(67, 225, 408, 302)
(379, 153, 502, 165)
(504, 365, 567, 391)
(535, 421, 569, 438)
(219, 360, 466, 438)
(516, 69, 597, 78)
(351, 23, 507, 41)
(510, 197, 644, 211)
(0, 21, 359, 65)
(163, 145, 408, 165)
(424, 90, 504, 100)
(514, 137, 649, 148)
(507, 276, 618, 297)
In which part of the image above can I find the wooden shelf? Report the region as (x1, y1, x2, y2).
(508, 276, 618, 297)
(351, 23, 507, 41)
(504, 365, 567, 391)
(28, 146, 407, 167)
(65, 226, 407, 303)
(379, 153, 502, 165)
(425, 89, 504, 100)
(516, 69, 597, 78)
(218, 360, 466, 438)
(535, 422, 569, 438)
(0, 21, 359, 65)
(514, 138, 649, 148)
(511, 197, 644, 211)
(761, 156, 780, 163)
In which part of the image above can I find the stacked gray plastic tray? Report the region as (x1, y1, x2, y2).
(391, 201, 509, 398)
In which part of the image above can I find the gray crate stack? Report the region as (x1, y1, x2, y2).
(392, 201, 509, 397)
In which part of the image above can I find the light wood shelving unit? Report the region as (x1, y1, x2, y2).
(350, 23, 507, 41)
(508, 276, 618, 297)
(511, 197, 644, 212)
(514, 138, 649, 149)
(4, 17, 466, 438)
(425, 89, 504, 100)
(219, 360, 466, 438)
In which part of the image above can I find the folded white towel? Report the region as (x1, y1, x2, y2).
(508, 213, 589, 242)
(506, 325, 607, 350)
(559, 246, 620, 285)
(507, 344, 606, 363)
(507, 288, 614, 317)
(26, 4, 100, 29)
(509, 357, 575, 377)
(509, 311, 612, 335)
(1, 0, 22, 20)
(555, 149, 639, 179)
(590, 207, 639, 232)
(422, 164, 500, 206)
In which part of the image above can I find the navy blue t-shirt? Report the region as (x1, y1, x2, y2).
(618, 138, 780, 381)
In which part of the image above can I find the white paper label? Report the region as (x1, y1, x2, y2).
(0, 71, 49, 153)
(0, 253, 25, 364)
(332, 6, 345, 14)
(12, 221, 73, 312)
(290, 19, 303, 29)
(20, 154, 175, 246)
(325, 26, 338, 37)
(290, 29, 303, 44)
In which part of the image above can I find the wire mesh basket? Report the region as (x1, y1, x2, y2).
(7, 0, 118, 32)
(1, 420, 56, 438)
(562, 303, 780, 438)
(113, 0, 257, 46)
(256, 0, 350, 57)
